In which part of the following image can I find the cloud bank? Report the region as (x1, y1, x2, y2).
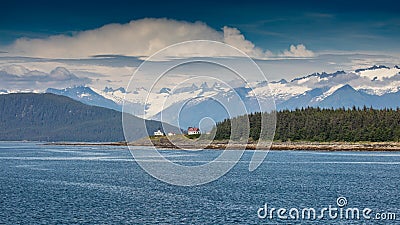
(4, 18, 313, 59)
(0, 65, 90, 90)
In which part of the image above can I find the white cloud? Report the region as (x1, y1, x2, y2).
(5, 18, 310, 59)
(0, 65, 90, 90)
(6, 18, 220, 58)
(222, 26, 273, 58)
(281, 44, 315, 57)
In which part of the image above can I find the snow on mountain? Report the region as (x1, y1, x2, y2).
(270, 65, 400, 98)
(87, 65, 400, 115)
(0, 89, 8, 94)
(21, 64, 399, 129)
(313, 84, 345, 102)
(356, 65, 400, 81)
(252, 82, 310, 102)
(0, 89, 41, 94)
(141, 85, 223, 119)
(317, 84, 400, 109)
(92, 87, 127, 105)
(46, 86, 121, 111)
(90, 84, 225, 119)
(148, 85, 270, 130)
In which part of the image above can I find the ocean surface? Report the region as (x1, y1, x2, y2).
(0, 142, 399, 224)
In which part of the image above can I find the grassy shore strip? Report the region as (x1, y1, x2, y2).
(45, 140, 400, 151)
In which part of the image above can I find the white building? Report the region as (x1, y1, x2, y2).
(188, 127, 200, 135)
(154, 129, 164, 136)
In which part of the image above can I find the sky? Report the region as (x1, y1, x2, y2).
(0, 0, 399, 90)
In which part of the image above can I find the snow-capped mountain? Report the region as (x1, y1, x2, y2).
(275, 65, 399, 99)
(46, 86, 122, 111)
(11, 65, 399, 130)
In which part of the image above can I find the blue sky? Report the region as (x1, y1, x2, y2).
(0, 0, 399, 90)
(1, 0, 399, 52)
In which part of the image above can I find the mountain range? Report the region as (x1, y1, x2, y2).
(1, 65, 399, 130)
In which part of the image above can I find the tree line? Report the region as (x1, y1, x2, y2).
(214, 107, 400, 142)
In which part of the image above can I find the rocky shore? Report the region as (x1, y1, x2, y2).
(47, 138, 400, 151)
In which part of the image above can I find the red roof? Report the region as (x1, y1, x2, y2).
(188, 127, 199, 131)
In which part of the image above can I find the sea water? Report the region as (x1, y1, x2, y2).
(0, 142, 399, 224)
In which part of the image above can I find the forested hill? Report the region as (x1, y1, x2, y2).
(0, 93, 176, 142)
(2, 93, 399, 143)
(215, 107, 400, 142)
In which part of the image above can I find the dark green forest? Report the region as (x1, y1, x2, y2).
(214, 107, 400, 142)
(0, 93, 178, 142)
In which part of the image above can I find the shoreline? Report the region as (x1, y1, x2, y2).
(44, 141, 400, 152)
